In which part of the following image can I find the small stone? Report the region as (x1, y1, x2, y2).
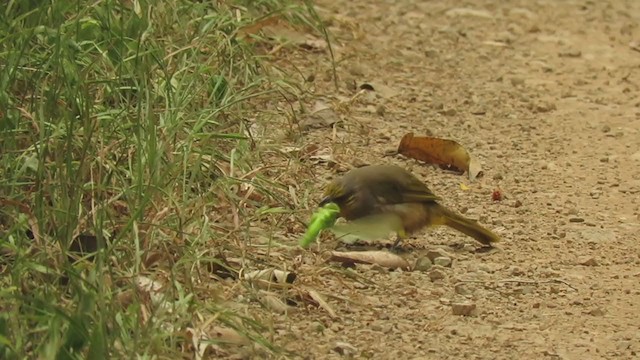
(440, 108, 457, 116)
(601, 125, 611, 133)
(510, 266, 525, 276)
(531, 100, 557, 113)
(451, 301, 477, 316)
(600, 157, 609, 163)
(493, 173, 504, 180)
(312, 321, 325, 333)
(520, 286, 535, 295)
(376, 104, 386, 116)
(510, 77, 525, 86)
(425, 48, 439, 58)
(333, 341, 358, 356)
(579, 257, 599, 266)
(462, 244, 476, 253)
(558, 49, 582, 58)
(569, 217, 585, 223)
(587, 307, 605, 317)
(433, 256, 452, 268)
(428, 266, 447, 281)
(426, 248, 452, 261)
(567, 208, 579, 215)
(513, 199, 523, 208)
(454, 283, 473, 295)
(414, 256, 433, 272)
(470, 106, 486, 115)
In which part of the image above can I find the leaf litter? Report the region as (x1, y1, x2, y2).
(398, 132, 484, 180)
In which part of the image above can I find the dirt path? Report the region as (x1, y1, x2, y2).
(272, 1, 640, 358)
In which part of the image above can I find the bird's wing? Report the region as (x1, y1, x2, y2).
(398, 177, 441, 203)
(371, 177, 440, 205)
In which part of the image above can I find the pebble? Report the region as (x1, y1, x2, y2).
(558, 49, 582, 58)
(312, 321, 325, 333)
(566, 208, 579, 215)
(588, 307, 605, 317)
(530, 100, 557, 113)
(426, 248, 452, 261)
(440, 108, 457, 116)
(414, 256, 433, 272)
(579, 256, 599, 266)
(454, 283, 473, 295)
(510, 77, 525, 86)
(510, 266, 526, 276)
(433, 256, 452, 268)
(451, 301, 478, 316)
(569, 217, 585, 223)
(333, 341, 358, 356)
(428, 266, 447, 281)
(462, 244, 476, 253)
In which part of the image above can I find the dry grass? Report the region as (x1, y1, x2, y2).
(0, 0, 333, 358)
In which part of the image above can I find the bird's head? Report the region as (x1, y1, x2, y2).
(319, 179, 355, 208)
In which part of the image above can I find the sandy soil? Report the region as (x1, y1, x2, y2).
(251, 1, 640, 359)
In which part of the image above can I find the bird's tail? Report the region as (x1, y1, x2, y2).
(427, 203, 500, 246)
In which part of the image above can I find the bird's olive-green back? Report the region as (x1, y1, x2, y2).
(338, 164, 440, 204)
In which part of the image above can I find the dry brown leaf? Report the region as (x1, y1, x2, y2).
(398, 133, 484, 180)
(330, 250, 411, 270)
(259, 292, 291, 314)
(236, 16, 281, 42)
(210, 326, 250, 346)
(307, 289, 337, 318)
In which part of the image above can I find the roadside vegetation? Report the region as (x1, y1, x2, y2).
(0, 0, 326, 357)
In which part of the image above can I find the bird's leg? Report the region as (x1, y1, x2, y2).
(390, 229, 407, 250)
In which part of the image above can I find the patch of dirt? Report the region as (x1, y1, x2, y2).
(260, 1, 640, 358)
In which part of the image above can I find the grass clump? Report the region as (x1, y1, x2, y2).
(0, 0, 326, 358)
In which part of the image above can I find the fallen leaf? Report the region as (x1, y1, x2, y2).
(329, 250, 411, 270)
(259, 292, 291, 314)
(210, 326, 250, 346)
(299, 102, 340, 130)
(307, 289, 337, 318)
(398, 133, 484, 180)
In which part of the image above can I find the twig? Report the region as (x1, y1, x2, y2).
(456, 278, 578, 292)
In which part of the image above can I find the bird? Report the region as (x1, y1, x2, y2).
(319, 164, 500, 247)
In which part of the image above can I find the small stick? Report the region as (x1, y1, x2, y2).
(456, 278, 578, 292)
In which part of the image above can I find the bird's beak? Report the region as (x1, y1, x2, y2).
(319, 196, 332, 207)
